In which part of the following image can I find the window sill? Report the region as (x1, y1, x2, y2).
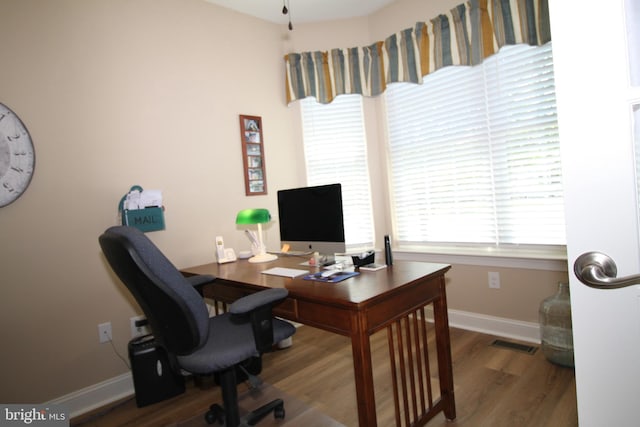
(393, 245, 568, 271)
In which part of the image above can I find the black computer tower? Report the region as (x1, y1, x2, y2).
(128, 335, 185, 407)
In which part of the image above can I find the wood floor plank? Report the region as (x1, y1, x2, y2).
(72, 325, 577, 427)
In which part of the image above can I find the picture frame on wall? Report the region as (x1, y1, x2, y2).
(239, 114, 268, 195)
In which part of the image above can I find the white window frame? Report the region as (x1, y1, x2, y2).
(384, 43, 566, 260)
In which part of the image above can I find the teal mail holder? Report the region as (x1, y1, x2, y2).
(123, 207, 165, 232)
(119, 185, 165, 233)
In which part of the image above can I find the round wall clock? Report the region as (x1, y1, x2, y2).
(0, 102, 35, 207)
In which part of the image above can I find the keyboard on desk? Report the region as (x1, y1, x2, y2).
(270, 250, 312, 257)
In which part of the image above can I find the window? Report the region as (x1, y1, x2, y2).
(300, 95, 375, 249)
(385, 43, 565, 249)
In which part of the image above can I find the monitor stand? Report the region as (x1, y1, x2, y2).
(319, 255, 336, 267)
(297, 254, 335, 267)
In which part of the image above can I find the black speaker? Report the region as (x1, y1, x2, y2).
(128, 335, 185, 407)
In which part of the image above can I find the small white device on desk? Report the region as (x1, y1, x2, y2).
(215, 236, 237, 264)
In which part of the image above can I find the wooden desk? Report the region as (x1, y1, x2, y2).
(182, 258, 456, 427)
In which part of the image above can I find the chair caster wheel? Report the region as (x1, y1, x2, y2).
(205, 404, 224, 425)
(274, 403, 285, 419)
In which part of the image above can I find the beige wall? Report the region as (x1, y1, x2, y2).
(0, 0, 569, 404)
(442, 263, 566, 321)
(0, 0, 303, 403)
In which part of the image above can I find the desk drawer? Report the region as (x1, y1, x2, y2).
(295, 300, 352, 335)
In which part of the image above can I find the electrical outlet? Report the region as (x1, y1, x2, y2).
(98, 322, 112, 343)
(488, 271, 500, 289)
(130, 315, 150, 338)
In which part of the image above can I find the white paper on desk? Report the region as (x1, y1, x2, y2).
(261, 267, 308, 278)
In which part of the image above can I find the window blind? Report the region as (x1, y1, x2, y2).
(300, 95, 375, 249)
(385, 43, 565, 247)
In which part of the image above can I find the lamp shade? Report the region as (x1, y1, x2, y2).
(236, 208, 271, 225)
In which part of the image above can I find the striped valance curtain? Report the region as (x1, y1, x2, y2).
(284, 0, 550, 104)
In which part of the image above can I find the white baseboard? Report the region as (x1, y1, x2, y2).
(47, 372, 134, 419)
(50, 310, 539, 419)
(447, 309, 541, 344)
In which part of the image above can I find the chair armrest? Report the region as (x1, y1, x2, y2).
(229, 288, 288, 315)
(229, 288, 289, 353)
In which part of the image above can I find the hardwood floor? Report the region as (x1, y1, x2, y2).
(72, 324, 577, 427)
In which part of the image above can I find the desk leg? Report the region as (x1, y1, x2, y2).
(433, 278, 456, 420)
(350, 314, 378, 427)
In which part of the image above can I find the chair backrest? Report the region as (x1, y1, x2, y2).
(99, 226, 209, 355)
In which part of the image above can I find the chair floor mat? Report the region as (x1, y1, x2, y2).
(177, 383, 344, 427)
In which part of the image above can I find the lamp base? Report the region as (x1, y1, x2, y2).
(248, 252, 278, 263)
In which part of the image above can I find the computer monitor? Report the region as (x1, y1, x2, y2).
(277, 183, 346, 256)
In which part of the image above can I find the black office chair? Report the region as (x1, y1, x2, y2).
(99, 225, 296, 426)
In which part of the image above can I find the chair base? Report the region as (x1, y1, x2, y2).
(213, 356, 262, 386)
(205, 398, 285, 426)
(207, 366, 286, 427)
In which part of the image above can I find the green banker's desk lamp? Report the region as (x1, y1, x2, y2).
(236, 208, 278, 263)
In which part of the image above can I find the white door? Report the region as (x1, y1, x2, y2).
(549, 1, 640, 425)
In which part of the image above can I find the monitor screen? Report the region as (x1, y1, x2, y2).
(277, 183, 346, 255)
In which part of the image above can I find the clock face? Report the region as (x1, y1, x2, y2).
(0, 103, 35, 207)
